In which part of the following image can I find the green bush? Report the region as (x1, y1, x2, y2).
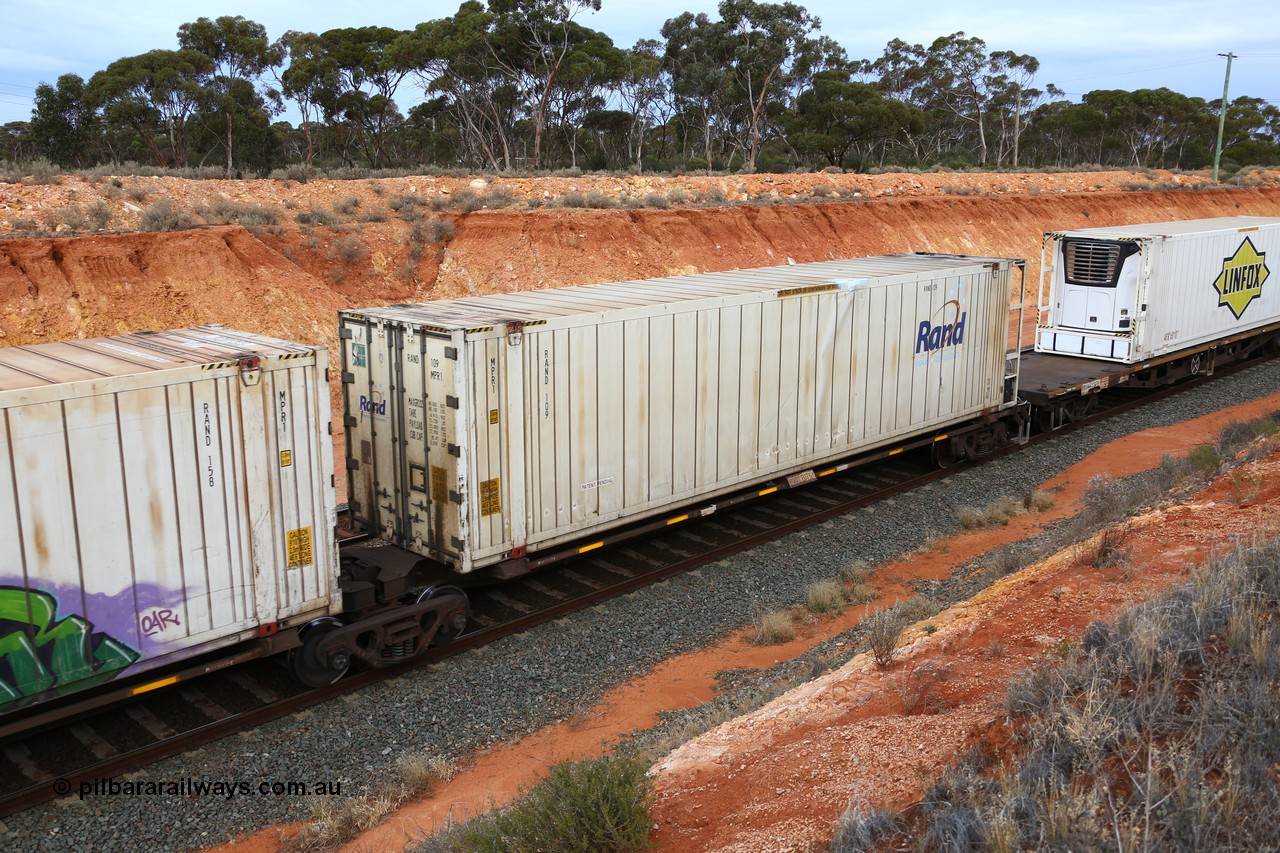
(463, 755, 654, 853)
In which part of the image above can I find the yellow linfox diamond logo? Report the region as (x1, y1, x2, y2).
(1213, 237, 1269, 319)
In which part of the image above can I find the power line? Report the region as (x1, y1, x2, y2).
(1053, 57, 1220, 84)
(0, 81, 36, 91)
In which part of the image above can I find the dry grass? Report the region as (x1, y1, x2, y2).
(287, 753, 452, 851)
(805, 580, 845, 615)
(753, 610, 795, 645)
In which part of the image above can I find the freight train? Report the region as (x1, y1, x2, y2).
(2, 216, 1278, 714)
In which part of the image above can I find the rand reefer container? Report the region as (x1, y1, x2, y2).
(341, 254, 1023, 575)
(0, 326, 338, 709)
(1036, 216, 1280, 363)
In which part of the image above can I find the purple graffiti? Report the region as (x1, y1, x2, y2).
(141, 608, 181, 637)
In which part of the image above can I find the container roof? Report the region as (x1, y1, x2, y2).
(343, 253, 1013, 331)
(1048, 216, 1280, 240)
(0, 325, 316, 391)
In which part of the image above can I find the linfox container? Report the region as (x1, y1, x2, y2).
(0, 326, 338, 708)
(1036, 216, 1280, 363)
(342, 254, 1023, 575)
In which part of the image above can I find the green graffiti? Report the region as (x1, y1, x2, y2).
(0, 587, 140, 707)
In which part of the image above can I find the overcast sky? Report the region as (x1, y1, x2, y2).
(2, 0, 1276, 128)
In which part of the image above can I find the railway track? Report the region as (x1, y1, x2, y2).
(0, 350, 1270, 818)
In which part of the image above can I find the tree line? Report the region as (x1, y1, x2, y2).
(7, 1, 1279, 176)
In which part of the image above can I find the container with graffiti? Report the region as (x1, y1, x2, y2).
(0, 326, 339, 708)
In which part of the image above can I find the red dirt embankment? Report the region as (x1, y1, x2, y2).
(3, 186, 1280, 357)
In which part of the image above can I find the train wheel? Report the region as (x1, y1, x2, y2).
(931, 435, 957, 468)
(289, 618, 350, 688)
(416, 584, 471, 646)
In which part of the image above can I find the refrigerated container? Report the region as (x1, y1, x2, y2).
(341, 254, 1023, 575)
(0, 326, 337, 707)
(1036, 216, 1280, 363)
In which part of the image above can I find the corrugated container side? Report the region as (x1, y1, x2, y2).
(0, 331, 337, 708)
(344, 256, 1016, 573)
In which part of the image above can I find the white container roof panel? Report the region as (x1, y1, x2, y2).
(1048, 216, 1280, 241)
(0, 326, 317, 391)
(348, 254, 1008, 332)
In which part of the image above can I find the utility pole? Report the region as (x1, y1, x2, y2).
(1213, 52, 1235, 182)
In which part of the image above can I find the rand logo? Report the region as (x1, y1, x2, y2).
(916, 299, 968, 355)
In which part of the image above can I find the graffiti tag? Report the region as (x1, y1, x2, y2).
(0, 587, 140, 707)
(141, 608, 181, 638)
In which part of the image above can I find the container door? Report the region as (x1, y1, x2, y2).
(1057, 239, 1140, 332)
(398, 329, 464, 561)
(342, 318, 397, 541)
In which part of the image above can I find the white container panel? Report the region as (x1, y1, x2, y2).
(0, 328, 337, 709)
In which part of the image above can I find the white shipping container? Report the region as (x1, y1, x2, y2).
(0, 326, 338, 708)
(341, 254, 1022, 574)
(1036, 216, 1280, 363)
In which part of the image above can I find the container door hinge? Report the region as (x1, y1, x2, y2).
(449, 491, 463, 505)
(450, 536, 463, 549)
(238, 356, 262, 386)
(506, 321, 524, 346)
(447, 444, 461, 457)
(339, 327, 354, 340)
(344, 415, 357, 427)
(444, 347, 458, 360)
(446, 395, 459, 409)
(342, 372, 356, 384)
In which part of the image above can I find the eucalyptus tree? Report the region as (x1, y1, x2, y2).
(486, 0, 606, 169)
(545, 24, 625, 167)
(86, 49, 214, 167)
(307, 26, 413, 167)
(30, 74, 94, 167)
(661, 11, 732, 169)
(276, 30, 333, 166)
(391, 3, 520, 171)
(716, 0, 822, 171)
(616, 39, 669, 169)
(177, 16, 283, 174)
(784, 67, 925, 168)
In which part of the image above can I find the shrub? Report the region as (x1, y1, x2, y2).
(334, 195, 361, 216)
(332, 236, 370, 265)
(1186, 443, 1222, 472)
(754, 610, 795, 644)
(805, 580, 845, 615)
(88, 200, 112, 230)
(296, 207, 338, 226)
(830, 804, 900, 852)
(462, 755, 653, 853)
(198, 199, 279, 227)
(643, 192, 670, 209)
(425, 216, 455, 243)
(140, 198, 194, 232)
(839, 560, 872, 585)
(454, 188, 483, 212)
(584, 190, 616, 208)
(1217, 420, 1256, 458)
(864, 607, 902, 667)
